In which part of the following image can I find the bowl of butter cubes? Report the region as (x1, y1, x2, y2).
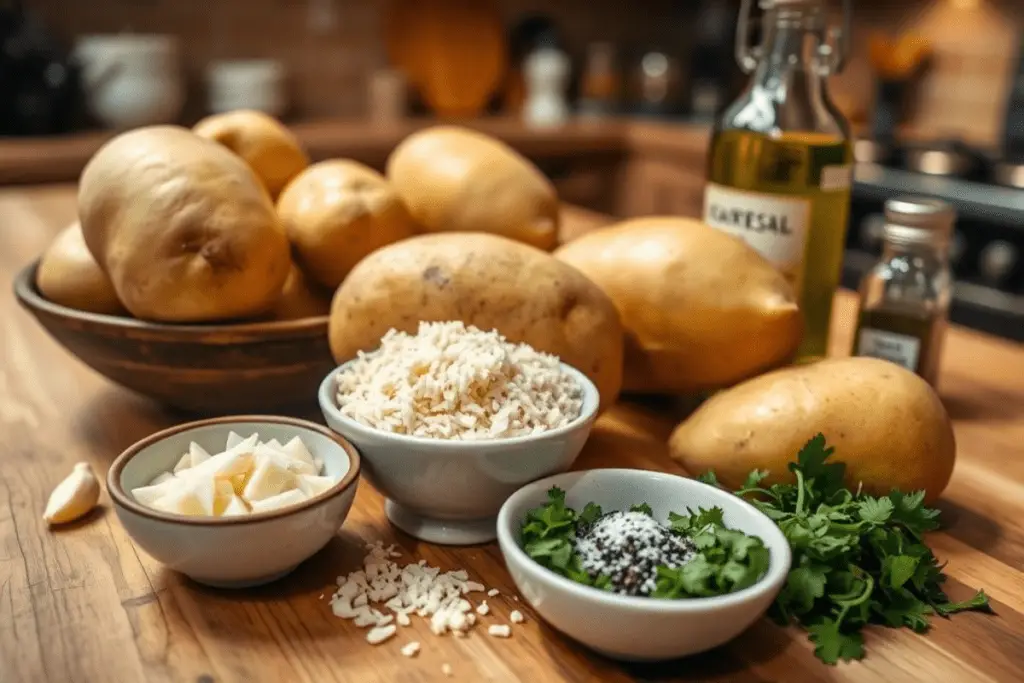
(107, 415, 361, 588)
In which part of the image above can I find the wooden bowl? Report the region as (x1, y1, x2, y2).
(13, 261, 335, 415)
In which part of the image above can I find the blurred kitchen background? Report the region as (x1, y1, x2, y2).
(2, 0, 1022, 339)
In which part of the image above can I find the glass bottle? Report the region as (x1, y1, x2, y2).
(852, 197, 954, 387)
(704, 0, 854, 362)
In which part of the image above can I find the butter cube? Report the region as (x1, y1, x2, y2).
(243, 452, 298, 501)
(131, 476, 185, 508)
(255, 443, 316, 476)
(281, 436, 316, 467)
(221, 494, 250, 517)
(153, 477, 218, 516)
(249, 488, 308, 513)
(150, 471, 175, 486)
(298, 474, 337, 498)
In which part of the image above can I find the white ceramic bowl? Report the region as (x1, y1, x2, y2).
(496, 469, 792, 661)
(107, 416, 360, 588)
(318, 361, 600, 545)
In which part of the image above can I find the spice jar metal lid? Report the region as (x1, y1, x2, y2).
(883, 196, 956, 246)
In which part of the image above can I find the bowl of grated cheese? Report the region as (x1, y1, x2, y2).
(318, 321, 601, 545)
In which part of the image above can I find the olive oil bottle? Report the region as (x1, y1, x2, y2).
(704, 0, 853, 361)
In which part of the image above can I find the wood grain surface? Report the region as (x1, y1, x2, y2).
(3, 185, 1024, 683)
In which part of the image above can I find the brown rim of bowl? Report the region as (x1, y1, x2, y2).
(106, 415, 361, 526)
(13, 261, 329, 341)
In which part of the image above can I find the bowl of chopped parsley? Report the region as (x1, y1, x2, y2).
(496, 468, 792, 661)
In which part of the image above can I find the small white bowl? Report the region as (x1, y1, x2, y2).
(496, 469, 791, 661)
(318, 360, 600, 545)
(107, 415, 361, 588)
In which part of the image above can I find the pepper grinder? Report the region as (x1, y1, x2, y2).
(522, 32, 570, 128)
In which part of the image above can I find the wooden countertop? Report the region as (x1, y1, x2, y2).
(3, 185, 1024, 683)
(0, 117, 708, 185)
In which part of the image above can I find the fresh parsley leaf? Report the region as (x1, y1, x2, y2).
(725, 434, 992, 665)
(742, 469, 771, 489)
(885, 554, 920, 590)
(935, 590, 992, 616)
(630, 502, 653, 516)
(887, 490, 941, 537)
(808, 618, 865, 664)
(791, 434, 846, 501)
(696, 470, 719, 486)
(781, 566, 828, 615)
(858, 496, 894, 524)
(578, 502, 603, 526)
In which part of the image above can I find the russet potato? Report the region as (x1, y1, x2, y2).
(270, 263, 333, 320)
(668, 357, 956, 504)
(78, 125, 291, 323)
(328, 232, 624, 411)
(193, 109, 309, 199)
(276, 160, 417, 290)
(36, 221, 125, 315)
(554, 217, 803, 394)
(386, 126, 560, 250)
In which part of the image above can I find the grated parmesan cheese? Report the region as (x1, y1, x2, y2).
(401, 641, 420, 657)
(334, 321, 583, 440)
(510, 610, 524, 624)
(488, 624, 511, 638)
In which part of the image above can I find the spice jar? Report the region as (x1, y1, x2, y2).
(851, 197, 955, 386)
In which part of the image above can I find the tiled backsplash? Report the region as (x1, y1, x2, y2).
(28, 0, 1024, 145)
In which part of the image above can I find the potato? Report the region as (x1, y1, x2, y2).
(36, 221, 125, 315)
(269, 263, 332, 320)
(276, 160, 417, 289)
(328, 232, 623, 410)
(193, 109, 309, 199)
(78, 125, 291, 322)
(554, 217, 803, 394)
(668, 357, 956, 504)
(386, 126, 559, 250)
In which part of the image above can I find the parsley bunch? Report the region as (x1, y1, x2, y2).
(698, 434, 991, 664)
(519, 489, 770, 598)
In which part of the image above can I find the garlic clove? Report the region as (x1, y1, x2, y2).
(43, 462, 101, 526)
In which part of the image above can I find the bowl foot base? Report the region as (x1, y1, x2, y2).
(186, 566, 298, 589)
(385, 499, 496, 545)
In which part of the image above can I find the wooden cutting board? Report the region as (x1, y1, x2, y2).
(384, 0, 507, 118)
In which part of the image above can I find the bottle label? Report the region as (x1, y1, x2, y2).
(820, 164, 853, 191)
(703, 183, 812, 283)
(855, 328, 921, 371)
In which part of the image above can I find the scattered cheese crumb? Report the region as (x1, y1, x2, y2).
(487, 588, 500, 597)
(442, 663, 453, 677)
(366, 625, 397, 645)
(510, 610, 524, 624)
(401, 641, 420, 657)
(513, 596, 519, 602)
(329, 541, 495, 651)
(476, 601, 490, 616)
(488, 624, 511, 638)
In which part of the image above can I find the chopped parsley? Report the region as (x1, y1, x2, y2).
(519, 488, 770, 599)
(699, 433, 992, 665)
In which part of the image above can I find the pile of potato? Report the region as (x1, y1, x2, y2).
(36, 111, 956, 502)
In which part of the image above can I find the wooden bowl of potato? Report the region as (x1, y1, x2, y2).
(14, 261, 333, 415)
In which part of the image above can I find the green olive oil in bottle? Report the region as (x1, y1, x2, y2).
(704, 0, 854, 361)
